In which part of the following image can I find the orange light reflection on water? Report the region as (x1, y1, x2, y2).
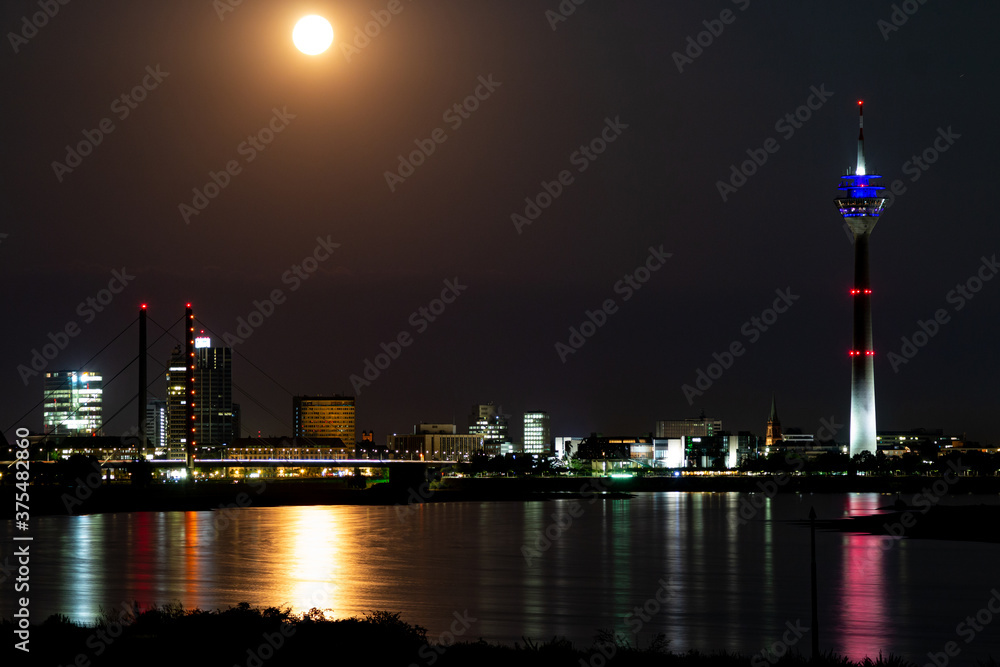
(185, 512, 200, 601)
(284, 506, 343, 615)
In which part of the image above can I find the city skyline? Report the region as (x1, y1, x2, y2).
(8, 299, 996, 449)
(4, 5, 1000, 664)
(3, 2, 998, 449)
(16, 350, 982, 453)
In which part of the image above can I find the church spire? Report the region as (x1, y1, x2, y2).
(766, 394, 783, 449)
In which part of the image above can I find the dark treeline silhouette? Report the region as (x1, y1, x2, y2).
(739, 450, 996, 476)
(4, 603, 994, 666)
(454, 452, 556, 477)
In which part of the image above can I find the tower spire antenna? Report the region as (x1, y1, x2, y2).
(856, 101, 866, 176)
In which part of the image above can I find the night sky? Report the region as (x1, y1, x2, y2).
(3, 1, 998, 446)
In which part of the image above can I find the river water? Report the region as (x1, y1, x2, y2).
(4, 492, 1000, 663)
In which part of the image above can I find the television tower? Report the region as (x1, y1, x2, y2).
(834, 101, 887, 458)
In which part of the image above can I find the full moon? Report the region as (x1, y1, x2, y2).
(293, 15, 333, 55)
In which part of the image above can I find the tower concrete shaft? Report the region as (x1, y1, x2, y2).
(833, 101, 886, 458)
(850, 231, 876, 456)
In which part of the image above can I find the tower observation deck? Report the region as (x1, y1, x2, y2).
(834, 101, 887, 458)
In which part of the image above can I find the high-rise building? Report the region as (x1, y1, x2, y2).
(523, 411, 551, 455)
(765, 395, 783, 449)
(42, 371, 103, 435)
(469, 403, 497, 428)
(469, 403, 508, 453)
(166, 336, 235, 460)
(193, 336, 234, 455)
(165, 345, 189, 460)
(293, 395, 356, 444)
(834, 101, 886, 457)
(145, 398, 168, 457)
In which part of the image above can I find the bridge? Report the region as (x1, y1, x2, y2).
(4, 458, 460, 488)
(108, 458, 457, 485)
(5, 304, 424, 469)
(85, 459, 458, 468)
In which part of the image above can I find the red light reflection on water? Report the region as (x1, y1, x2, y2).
(129, 512, 154, 606)
(834, 494, 896, 661)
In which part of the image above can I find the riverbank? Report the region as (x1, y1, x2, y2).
(810, 503, 1000, 544)
(4, 473, 1000, 518)
(1, 603, 933, 666)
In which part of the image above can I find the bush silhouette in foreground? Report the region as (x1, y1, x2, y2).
(3, 603, 980, 667)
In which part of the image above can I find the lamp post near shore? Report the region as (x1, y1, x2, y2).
(809, 506, 820, 660)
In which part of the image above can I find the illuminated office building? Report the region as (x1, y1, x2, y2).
(42, 370, 103, 435)
(293, 395, 356, 445)
(165, 346, 188, 459)
(146, 398, 168, 457)
(469, 403, 508, 454)
(523, 411, 551, 455)
(165, 336, 234, 459)
(389, 425, 484, 460)
(655, 416, 722, 439)
(193, 336, 234, 455)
